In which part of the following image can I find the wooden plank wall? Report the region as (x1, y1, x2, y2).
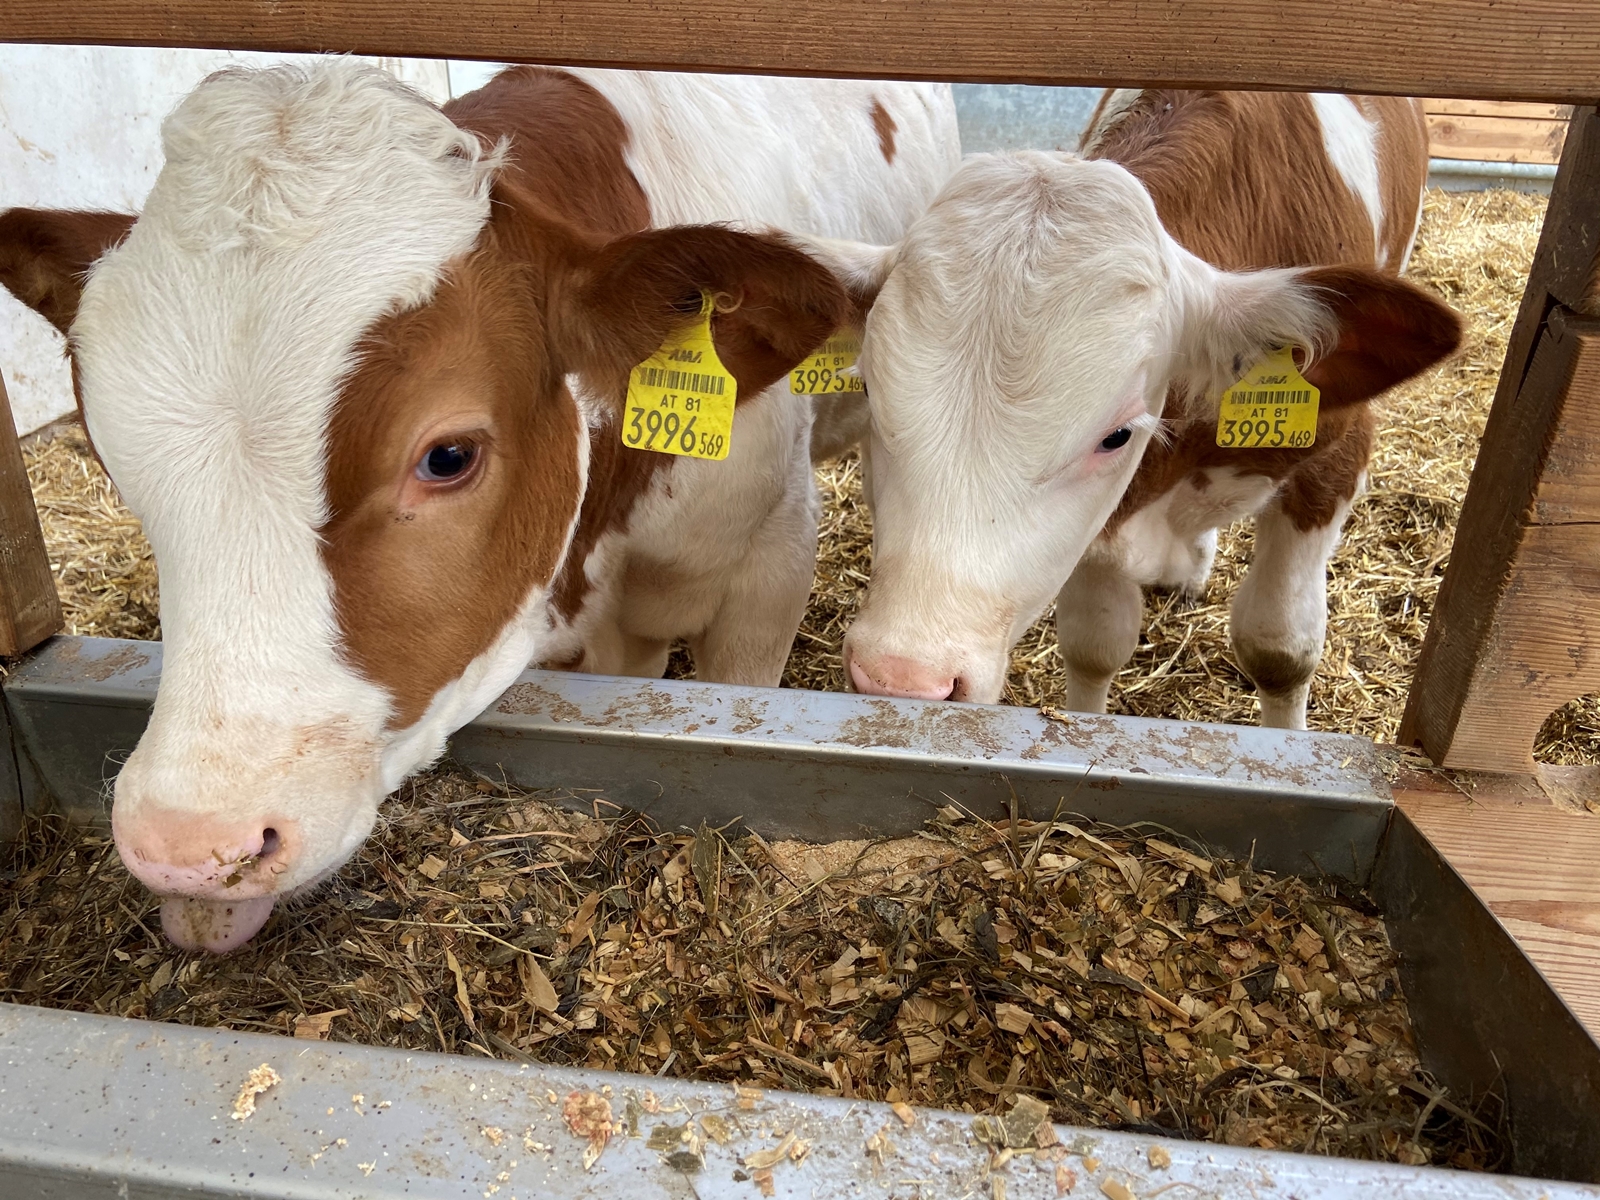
(1425, 99, 1572, 165)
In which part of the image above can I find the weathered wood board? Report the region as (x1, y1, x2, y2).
(1395, 771, 1600, 1042)
(0, 374, 61, 658)
(3, 1, 1600, 103)
(1403, 107, 1600, 772)
(1424, 100, 1572, 165)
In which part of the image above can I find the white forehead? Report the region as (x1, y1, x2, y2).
(866, 153, 1177, 460)
(74, 60, 498, 529)
(70, 61, 500, 695)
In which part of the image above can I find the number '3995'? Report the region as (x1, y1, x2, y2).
(1218, 417, 1313, 449)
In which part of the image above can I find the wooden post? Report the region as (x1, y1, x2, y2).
(0, 371, 62, 658)
(1400, 107, 1600, 772)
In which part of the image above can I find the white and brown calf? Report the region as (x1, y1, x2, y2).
(802, 90, 1461, 725)
(0, 61, 958, 951)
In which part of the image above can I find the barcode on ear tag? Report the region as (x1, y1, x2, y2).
(624, 292, 737, 461)
(789, 332, 864, 394)
(1216, 346, 1319, 449)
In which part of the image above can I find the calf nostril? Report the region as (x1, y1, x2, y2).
(260, 828, 281, 858)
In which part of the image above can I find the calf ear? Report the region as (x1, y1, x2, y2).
(789, 236, 897, 325)
(1185, 262, 1462, 411)
(0, 208, 137, 337)
(1293, 266, 1463, 407)
(561, 225, 852, 399)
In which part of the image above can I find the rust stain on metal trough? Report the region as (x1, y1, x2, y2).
(837, 699, 917, 749)
(496, 680, 703, 727)
(729, 697, 769, 734)
(601, 684, 694, 726)
(1014, 711, 1381, 796)
(81, 644, 150, 683)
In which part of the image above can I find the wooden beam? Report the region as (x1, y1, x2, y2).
(0, 374, 61, 659)
(2, 1, 1600, 103)
(1402, 108, 1600, 772)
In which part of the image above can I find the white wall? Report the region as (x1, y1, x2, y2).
(0, 45, 452, 436)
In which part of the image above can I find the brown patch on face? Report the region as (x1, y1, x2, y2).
(323, 67, 650, 728)
(321, 227, 585, 730)
(870, 98, 898, 165)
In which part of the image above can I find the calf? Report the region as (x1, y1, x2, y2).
(802, 91, 1461, 725)
(0, 62, 958, 951)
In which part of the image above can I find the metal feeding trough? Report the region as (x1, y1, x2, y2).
(2, 635, 1599, 1198)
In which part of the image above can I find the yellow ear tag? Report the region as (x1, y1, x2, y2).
(623, 292, 737, 461)
(789, 331, 864, 394)
(1216, 346, 1320, 449)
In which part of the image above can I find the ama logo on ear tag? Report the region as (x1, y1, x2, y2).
(624, 292, 737, 461)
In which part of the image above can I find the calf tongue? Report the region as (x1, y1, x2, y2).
(161, 895, 276, 954)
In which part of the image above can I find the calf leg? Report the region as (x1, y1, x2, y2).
(690, 484, 819, 687)
(619, 633, 673, 679)
(1055, 548, 1143, 713)
(1230, 490, 1358, 729)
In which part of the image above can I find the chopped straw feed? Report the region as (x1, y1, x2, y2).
(0, 768, 1505, 1170)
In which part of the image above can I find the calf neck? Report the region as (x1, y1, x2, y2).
(805, 91, 1460, 721)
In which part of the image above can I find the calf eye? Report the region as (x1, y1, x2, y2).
(416, 442, 476, 482)
(1099, 427, 1133, 452)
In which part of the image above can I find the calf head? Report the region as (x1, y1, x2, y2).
(803, 152, 1460, 703)
(0, 61, 845, 951)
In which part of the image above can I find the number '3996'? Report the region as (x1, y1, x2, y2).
(626, 406, 725, 457)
